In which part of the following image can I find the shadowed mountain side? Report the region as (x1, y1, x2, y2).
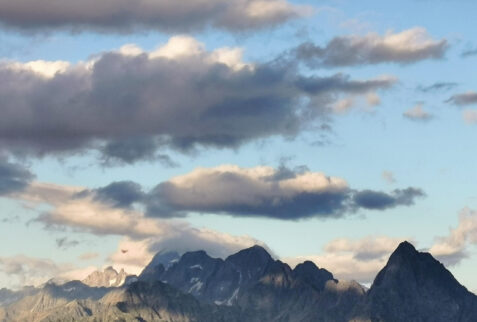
(351, 241, 477, 322)
(0, 281, 246, 322)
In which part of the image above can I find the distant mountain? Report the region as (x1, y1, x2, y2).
(82, 266, 130, 288)
(351, 241, 477, 322)
(0, 287, 38, 307)
(1, 241, 476, 321)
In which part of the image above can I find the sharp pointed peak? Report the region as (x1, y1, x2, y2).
(389, 241, 419, 260)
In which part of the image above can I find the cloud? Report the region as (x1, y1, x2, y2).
(430, 208, 477, 266)
(351, 187, 425, 211)
(0, 0, 312, 33)
(382, 171, 396, 184)
(284, 236, 408, 283)
(78, 253, 99, 261)
(0, 157, 34, 196)
(446, 91, 477, 106)
(461, 48, 477, 58)
(55, 237, 80, 250)
(0, 255, 93, 288)
(416, 82, 458, 93)
(403, 104, 433, 121)
(12, 181, 268, 274)
(88, 181, 146, 209)
(463, 110, 477, 124)
(143, 165, 424, 219)
(109, 232, 268, 275)
(295, 27, 448, 67)
(0, 36, 396, 163)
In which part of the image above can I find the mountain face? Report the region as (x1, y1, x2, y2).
(82, 266, 130, 288)
(1, 242, 476, 322)
(137, 245, 365, 321)
(351, 241, 477, 322)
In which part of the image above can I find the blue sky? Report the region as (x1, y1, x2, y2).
(1, 0, 477, 290)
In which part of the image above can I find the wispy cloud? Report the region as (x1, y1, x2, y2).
(295, 28, 448, 68)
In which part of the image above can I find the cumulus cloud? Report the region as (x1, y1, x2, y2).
(0, 0, 312, 33)
(403, 104, 433, 122)
(446, 91, 477, 106)
(430, 208, 477, 266)
(0, 157, 34, 196)
(285, 236, 408, 283)
(296, 27, 448, 68)
(0, 36, 395, 163)
(144, 165, 424, 219)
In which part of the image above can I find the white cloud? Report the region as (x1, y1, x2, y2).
(284, 236, 409, 283)
(2, 60, 70, 78)
(297, 27, 448, 67)
(0, 255, 95, 289)
(430, 208, 477, 266)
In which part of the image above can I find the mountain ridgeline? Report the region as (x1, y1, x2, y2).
(1, 242, 477, 321)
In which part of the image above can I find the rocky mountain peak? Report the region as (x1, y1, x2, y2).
(356, 241, 477, 322)
(82, 266, 129, 288)
(226, 245, 272, 267)
(294, 260, 336, 292)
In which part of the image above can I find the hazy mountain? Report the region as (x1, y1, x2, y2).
(0, 287, 38, 307)
(82, 266, 130, 288)
(1, 241, 476, 321)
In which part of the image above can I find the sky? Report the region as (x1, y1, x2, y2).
(0, 0, 477, 291)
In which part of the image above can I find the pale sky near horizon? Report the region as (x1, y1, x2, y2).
(1, 0, 477, 292)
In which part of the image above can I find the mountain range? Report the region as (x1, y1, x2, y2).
(1, 241, 476, 321)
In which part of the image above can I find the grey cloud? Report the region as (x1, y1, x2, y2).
(0, 39, 395, 163)
(416, 82, 458, 93)
(87, 181, 145, 208)
(0, 0, 310, 33)
(352, 188, 425, 210)
(99, 137, 177, 167)
(446, 92, 477, 106)
(78, 165, 424, 220)
(0, 158, 34, 195)
(295, 28, 447, 68)
(56, 237, 80, 250)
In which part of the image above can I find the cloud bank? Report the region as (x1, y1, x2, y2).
(0, 36, 395, 164)
(0, 0, 312, 33)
